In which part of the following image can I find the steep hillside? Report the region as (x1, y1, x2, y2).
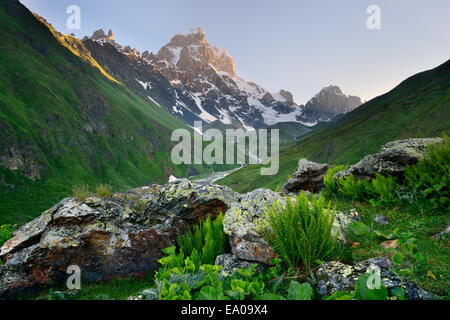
(0, 0, 201, 224)
(219, 59, 450, 192)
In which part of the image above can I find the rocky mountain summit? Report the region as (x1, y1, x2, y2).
(83, 28, 361, 130)
(303, 85, 362, 122)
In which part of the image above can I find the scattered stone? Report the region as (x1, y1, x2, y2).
(316, 257, 438, 300)
(335, 138, 444, 180)
(380, 239, 399, 249)
(374, 214, 389, 226)
(280, 159, 330, 194)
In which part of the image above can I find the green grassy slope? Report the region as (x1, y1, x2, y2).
(219, 59, 450, 193)
(0, 0, 200, 225)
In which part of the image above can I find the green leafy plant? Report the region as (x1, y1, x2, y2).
(287, 281, 313, 300)
(367, 173, 399, 207)
(323, 165, 348, 194)
(261, 192, 336, 271)
(389, 252, 412, 299)
(346, 221, 373, 244)
(338, 173, 370, 200)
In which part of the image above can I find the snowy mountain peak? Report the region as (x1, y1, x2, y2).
(157, 27, 236, 76)
(82, 27, 362, 131)
(180, 27, 204, 37)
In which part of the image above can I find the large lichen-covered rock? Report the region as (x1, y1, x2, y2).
(223, 189, 359, 264)
(0, 180, 238, 299)
(316, 258, 438, 300)
(335, 138, 444, 180)
(280, 158, 330, 194)
(147, 179, 239, 224)
(223, 189, 282, 264)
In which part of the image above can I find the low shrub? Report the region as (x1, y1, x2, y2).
(324, 136, 449, 214)
(338, 173, 370, 200)
(260, 192, 336, 272)
(367, 173, 400, 207)
(323, 165, 348, 194)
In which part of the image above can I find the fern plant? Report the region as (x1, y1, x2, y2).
(367, 173, 399, 207)
(404, 136, 449, 212)
(323, 165, 348, 194)
(177, 213, 227, 267)
(338, 173, 370, 200)
(261, 192, 336, 272)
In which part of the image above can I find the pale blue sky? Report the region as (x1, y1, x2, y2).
(20, 0, 450, 104)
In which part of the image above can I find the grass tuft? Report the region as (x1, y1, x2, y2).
(72, 184, 92, 201)
(96, 183, 113, 198)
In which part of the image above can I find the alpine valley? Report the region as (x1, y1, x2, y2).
(0, 0, 449, 302)
(0, 0, 363, 224)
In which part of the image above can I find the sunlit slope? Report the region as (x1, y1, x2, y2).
(0, 0, 193, 224)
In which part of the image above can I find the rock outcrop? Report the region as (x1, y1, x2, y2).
(335, 138, 444, 180)
(280, 158, 330, 194)
(0, 179, 360, 298)
(316, 257, 437, 300)
(0, 180, 238, 299)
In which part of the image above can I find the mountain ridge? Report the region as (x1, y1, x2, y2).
(85, 27, 362, 131)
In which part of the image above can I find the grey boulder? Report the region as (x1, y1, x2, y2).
(280, 158, 330, 194)
(335, 138, 444, 180)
